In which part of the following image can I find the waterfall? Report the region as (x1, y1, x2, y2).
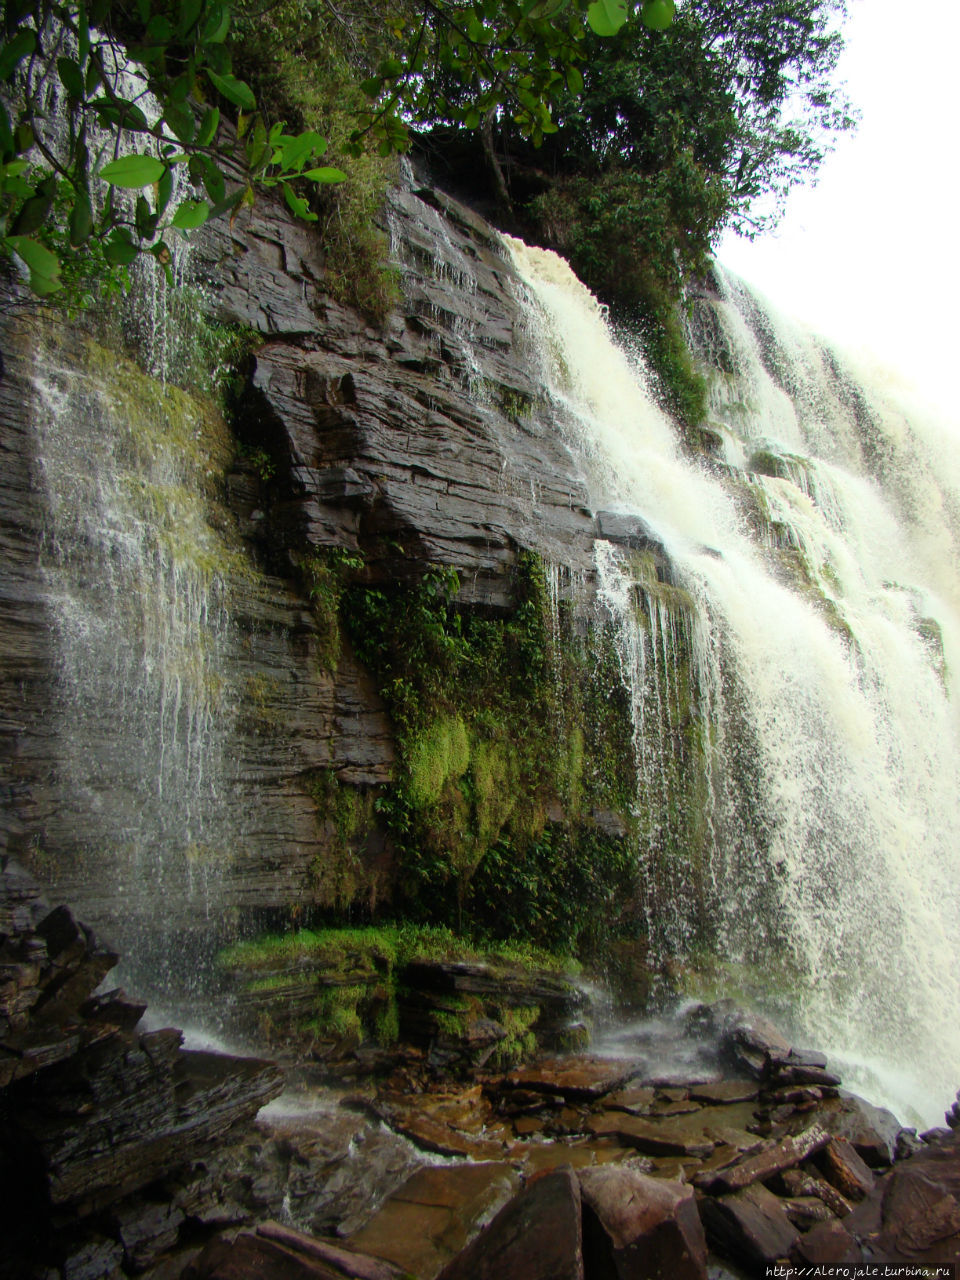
(507, 239, 960, 1127)
(29, 319, 247, 982)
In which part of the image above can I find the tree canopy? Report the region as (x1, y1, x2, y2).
(0, 0, 678, 296)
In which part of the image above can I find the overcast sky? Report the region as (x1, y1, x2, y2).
(718, 0, 960, 418)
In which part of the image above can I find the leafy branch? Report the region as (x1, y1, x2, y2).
(0, 0, 347, 295)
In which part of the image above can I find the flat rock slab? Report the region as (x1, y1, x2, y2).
(437, 1167, 583, 1280)
(256, 1223, 406, 1280)
(346, 1161, 521, 1279)
(509, 1138, 643, 1175)
(689, 1081, 759, 1105)
(381, 1108, 507, 1161)
(500, 1057, 639, 1101)
(603, 1085, 657, 1115)
(580, 1165, 708, 1280)
(700, 1124, 830, 1193)
(586, 1113, 714, 1158)
(700, 1183, 800, 1268)
(184, 1232, 351, 1279)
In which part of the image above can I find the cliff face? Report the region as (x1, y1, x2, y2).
(0, 173, 645, 963)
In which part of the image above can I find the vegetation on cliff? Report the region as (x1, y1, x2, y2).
(1, 0, 850, 337)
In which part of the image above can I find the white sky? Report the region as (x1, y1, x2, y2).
(718, 0, 960, 419)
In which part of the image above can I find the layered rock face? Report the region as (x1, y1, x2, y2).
(0, 859, 284, 1279)
(0, 175, 642, 958)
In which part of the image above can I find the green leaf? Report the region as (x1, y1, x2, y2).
(207, 69, 256, 111)
(196, 106, 220, 147)
(278, 130, 325, 174)
(202, 157, 225, 203)
(464, 108, 481, 130)
(11, 190, 54, 237)
(280, 181, 317, 221)
(99, 154, 167, 188)
(360, 77, 381, 99)
(145, 15, 173, 42)
(566, 65, 584, 94)
(78, 4, 90, 65)
(92, 99, 150, 131)
(13, 122, 33, 154)
(136, 0, 151, 22)
(201, 3, 230, 43)
(586, 0, 628, 36)
(178, 0, 203, 38)
(156, 164, 174, 215)
(104, 229, 139, 266)
(69, 190, 94, 246)
(168, 71, 193, 103)
(0, 29, 37, 82)
(135, 193, 158, 239)
(303, 166, 347, 184)
(164, 101, 196, 145)
(640, 0, 674, 28)
(0, 103, 13, 159)
(6, 235, 61, 296)
(170, 198, 210, 229)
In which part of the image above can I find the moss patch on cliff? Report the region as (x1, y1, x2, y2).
(220, 923, 576, 1057)
(338, 552, 644, 955)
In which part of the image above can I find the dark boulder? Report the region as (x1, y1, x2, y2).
(579, 1165, 707, 1280)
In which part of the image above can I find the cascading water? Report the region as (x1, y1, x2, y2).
(507, 238, 960, 1127)
(29, 319, 247, 989)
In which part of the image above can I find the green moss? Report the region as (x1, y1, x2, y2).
(407, 714, 471, 807)
(301, 547, 365, 673)
(306, 771, 380, 911)
(232, 2, 400, 324)
(220, 923, 575, 1053)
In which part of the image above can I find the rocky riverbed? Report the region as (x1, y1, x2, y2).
(4, 859, 960, 1279)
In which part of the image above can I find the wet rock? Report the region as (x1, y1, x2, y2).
(377, 1106, 507, 1160)
(579, 1165, 708, 1279)
(0, 889, 285, 1279)
(585, 1112, 714, 1158)
(818, 1092, 902, 1166)
(895, 1128, 925, 1159)
(780, 1166, 852, 1218)
(602, 1084, 657, 1114)
(500, 1057, 639, 1101)
(437, 1168, 584, 1280)
(817, 1136, 876, 1201)
(876, 1130, 960, 1256)
(257, 1222, 406, 1280)
(689, 1081, 759, 1105)
(595, 512, 668, 563)
(111, 1196, 185, 1271)
(767, 1063, 841, 1089)
(699, 1124, 830, 1193)
(721, 1014, 791, 1080)
(700, 1183, 800, 1268)
(791, 1219, 861, 1268)
(184, 1232, 349, 1278)
(346, 1161, 521, 1279)
(400, 960, 586, 1057)
(781, 1196, 835, 1227)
